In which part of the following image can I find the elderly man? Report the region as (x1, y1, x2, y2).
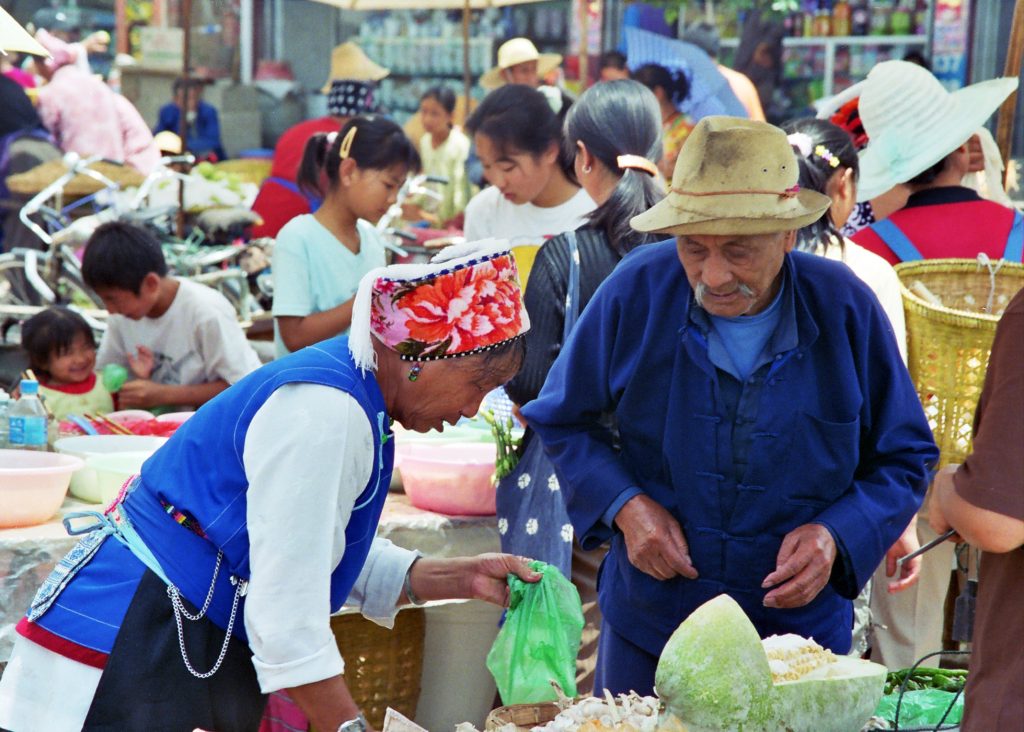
(521, 117, 938, 694)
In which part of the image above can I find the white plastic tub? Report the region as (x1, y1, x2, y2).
(53, 435, 167, 503)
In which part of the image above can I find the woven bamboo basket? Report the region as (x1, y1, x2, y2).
(210, 158, 272, 186)
(485, 701, 562, 730)
(328, 608, 425, 730)
(895, 258, 1024, 467)
(5, 159, 146, 196)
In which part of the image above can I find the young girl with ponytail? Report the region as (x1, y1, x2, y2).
(271, 115, 420, 356)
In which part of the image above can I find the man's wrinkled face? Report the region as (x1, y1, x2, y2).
(675, 231, 795, 318)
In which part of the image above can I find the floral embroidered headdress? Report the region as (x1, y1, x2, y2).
(349, 239, 530, 373)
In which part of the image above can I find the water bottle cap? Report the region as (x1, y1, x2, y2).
(20, 379, 39, 395)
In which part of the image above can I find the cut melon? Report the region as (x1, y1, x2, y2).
(654, 595, 886, 732)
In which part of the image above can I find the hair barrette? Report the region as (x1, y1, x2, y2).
(338, 126, 358, 160)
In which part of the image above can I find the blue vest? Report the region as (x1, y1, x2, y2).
(33, 337, 393, 653)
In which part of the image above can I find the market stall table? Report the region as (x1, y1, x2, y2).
(0, 492, 503, 729)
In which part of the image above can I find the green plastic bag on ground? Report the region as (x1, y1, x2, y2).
(486, 560, 584, 705)
(874, 689, 964, 727)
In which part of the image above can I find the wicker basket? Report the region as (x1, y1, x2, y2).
(329, 608, 425, 730)
(210, 158, 273, 186)
(896, 258, 1024, 467)
(5, 159, 146, 196)
(485, 702, 562, 730)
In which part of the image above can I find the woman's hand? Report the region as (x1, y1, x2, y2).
(407, 554, 541, 608)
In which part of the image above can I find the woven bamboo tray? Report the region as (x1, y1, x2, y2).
(329, 608, 425, 730)
(896, 258, 1024, 466)
(5, 159, 145, 196)
(210, 158, 272, 186)
(485, 701, 562, 730)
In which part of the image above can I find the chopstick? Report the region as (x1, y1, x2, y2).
(85, 412, 135, 436)
(896, 529, 957, 567)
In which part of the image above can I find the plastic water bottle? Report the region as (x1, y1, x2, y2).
(0, 389, 11, 448)
(8, 380, 49, 451)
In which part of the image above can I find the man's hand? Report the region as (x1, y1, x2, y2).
(614, 494, 698, 581)
(117, 379, 166, 409)
(883, 518, 921, 594)
(762, 523, 836, 608)
(127, 345, 155, 379)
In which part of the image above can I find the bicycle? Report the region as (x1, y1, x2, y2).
(374, 173, 449, 260)
(0, 153, 115, 316)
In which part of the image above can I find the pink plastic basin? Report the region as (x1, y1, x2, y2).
(396, 442, 497, 516)
(0, 449, 84, 528)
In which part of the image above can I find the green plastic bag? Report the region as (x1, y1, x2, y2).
(874, 689, 964, 727)
(486, 560, 584, 705)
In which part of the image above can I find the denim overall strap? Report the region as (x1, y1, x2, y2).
(1003, 210, 1023, 262)
(870, 218, 924, 262)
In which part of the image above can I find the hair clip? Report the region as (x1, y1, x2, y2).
(787, 132, 814, 158)
(814, 144, 841, 168)
(616, 154, 659, 177)
(338, 126, 357, 160)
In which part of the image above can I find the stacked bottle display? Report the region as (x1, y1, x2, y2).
(783, 0, 929, 37)
(356, 9, 500, 120)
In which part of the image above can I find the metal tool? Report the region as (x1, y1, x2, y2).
(896, 528, 957, 567)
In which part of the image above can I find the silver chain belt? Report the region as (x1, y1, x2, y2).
(166, 549, 248, 679)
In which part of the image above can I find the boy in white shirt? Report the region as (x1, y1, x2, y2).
(82, 221, 262, 411)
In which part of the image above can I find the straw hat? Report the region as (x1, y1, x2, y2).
(856, 60, 1018, 202)
(481, 38, 562, 90)
(631, 116, 831, 236)
(320, 41, 389, 94)
(0, 6, 48, 56)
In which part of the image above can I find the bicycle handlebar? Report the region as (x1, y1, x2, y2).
(18, 154, 117, 246)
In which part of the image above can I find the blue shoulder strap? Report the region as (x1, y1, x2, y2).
(869, 218, 924, 262)
(266, 175, 323, 212)
(1003, 210, 1023, 262)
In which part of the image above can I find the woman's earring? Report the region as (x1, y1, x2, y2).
(582, 164, 592, 174)
(408, 363, 423, 382)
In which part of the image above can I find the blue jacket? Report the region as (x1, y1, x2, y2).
(155, 100, 226, 160)
(522, 242, 937, 656)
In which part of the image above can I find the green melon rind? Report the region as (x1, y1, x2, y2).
(655, 595, 776, 730)
(655, 595, 887, 732)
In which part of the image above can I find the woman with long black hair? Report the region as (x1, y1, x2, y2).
(501, 79, 665, 696)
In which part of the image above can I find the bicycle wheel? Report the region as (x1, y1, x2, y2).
(0, 253, 44, 306)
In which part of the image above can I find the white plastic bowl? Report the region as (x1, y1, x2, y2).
(155, 411, 194, 425)
(396, 442, 497, 516)
(53, 435, 167, 503)
(86, 452, 152, 506)
(0, 449, 84, 528)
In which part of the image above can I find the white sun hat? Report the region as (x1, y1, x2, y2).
(480, 38, 562, 90)
(856, 60, 1018, 202)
